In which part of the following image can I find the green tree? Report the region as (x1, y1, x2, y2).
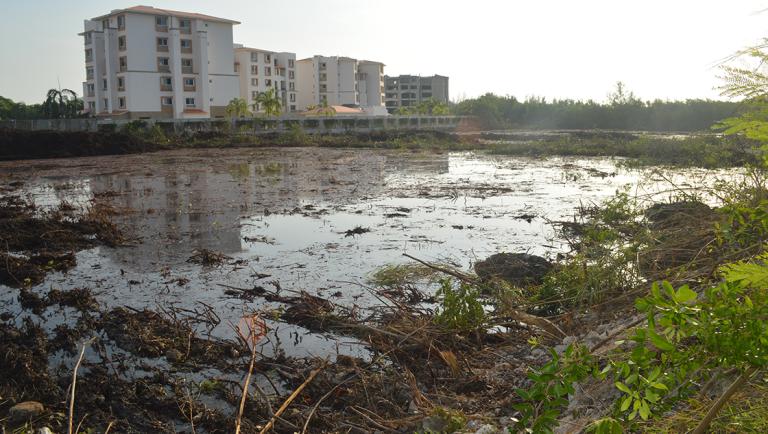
(225, 98, 250, 119)
(252, 88, 282, 117)
(42, 88, 81, 119)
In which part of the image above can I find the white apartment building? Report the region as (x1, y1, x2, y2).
(296, 56, 386, 115)
(81, 6, 240, 119)
(234, 45, 297, 113)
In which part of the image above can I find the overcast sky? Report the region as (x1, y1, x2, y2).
(1, 0, 766, 104)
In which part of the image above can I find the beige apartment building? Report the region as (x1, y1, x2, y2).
(296, 56, 386, 115)
(384, 75, 450, 113)
(81, 6, 240, 119)
(234, 45, 298, 113)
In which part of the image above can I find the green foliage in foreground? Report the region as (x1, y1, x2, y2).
(513, 253, 768, 433)
(434, 279, 486, 331)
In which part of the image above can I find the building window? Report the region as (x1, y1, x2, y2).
(290, 105, 296, 111)
(185, 97, 195, 107)
(251, 65, 258, 75)
(265, 79, 272, 87)
(288, 59, 294, 68)
(103, 98, 108, 108)
(117, 15, 125, 30)
(264, 53, 271, 63)
(251, 91, 258, 100)
(289, 93, 295, 102)
(288, 70, 294, 79)
(158, 57, 170, 72)
(251, 78, 258, 86)
(85, 49, 93, 62)
(161, 96, 173, 105)
(319, 62, 327, 70)
(181, 58, 193, 73)
(160, 76, 172, 90)
(180, 39, 192, 51)
(102, 79, 108, 91)
(319, 73, 327, 82)
(118, 36, 126, 50)
(119, 56, 127, 72)
(157, 37, 168, 51)
(184, 78, 195, 87)
(102, 19, 110, 29)
(118, 97, 126, 109)
(84, 33, 92, 45)
(288, 82, 295, 91)
(86, 67, 94, 79)
(117, 77, 125, 91)
(251, 52, 259, 62)
(155, 16, 168, 31)
(179, 19, 191, 33)
(88, 101, 95, 111)
(265, 66, 272, 76)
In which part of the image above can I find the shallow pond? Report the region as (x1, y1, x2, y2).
(0, 147, 731, 364)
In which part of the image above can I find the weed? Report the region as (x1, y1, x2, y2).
(434, 279, 486, 331)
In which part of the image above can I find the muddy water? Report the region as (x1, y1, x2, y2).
(0, 147, 728, 363)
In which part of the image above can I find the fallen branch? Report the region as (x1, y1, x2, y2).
(692, 366, 759, 434)
(260, 363, 326, 434)
(69, 338, 95, 434)
(402, 253, 477, 284)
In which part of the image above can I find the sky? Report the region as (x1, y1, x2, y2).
(0, 0, 766, 104)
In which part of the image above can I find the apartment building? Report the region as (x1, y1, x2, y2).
(384, 75, 449, 112)
(81, 6, 240, 119)
(234, 45, 297, 113)
(296, 56, 386, 115)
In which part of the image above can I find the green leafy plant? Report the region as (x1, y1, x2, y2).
(511, 343, 596, 433)
(434, 279, 486, 331)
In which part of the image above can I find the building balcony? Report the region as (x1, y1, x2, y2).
(87, 91, 95, 97)
(181, 66, 193, 74)
(160, 84, 172, 92)
(155, 25, 168, 32)
(181, 47, 192, 54)
(158, 65, 170, 73)
(157, 45, 169, 52)
(180, 27, 191, 34)
(183, 85, 196, 92)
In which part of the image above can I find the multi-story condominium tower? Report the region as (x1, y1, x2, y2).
(81, 6, 240, 119)
(357, 61, 386, 111)
(234, 45, 297, 113)
(384, 75, 450, 112)
(296, 56, 386, 114)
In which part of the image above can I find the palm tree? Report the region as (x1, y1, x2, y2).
(252, 88, 282, 117)
(42, 88, 80, 119)
(225, 98, 250, 119)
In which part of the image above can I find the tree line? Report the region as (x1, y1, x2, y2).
(452, 83, 741, 132)
(1, 89, 84, 120)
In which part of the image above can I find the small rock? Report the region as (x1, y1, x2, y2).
(38, 428, 54, 434)
(165, 348, 184, 363)
(474, 424, 500, 434)
(9, 401, 45, 423)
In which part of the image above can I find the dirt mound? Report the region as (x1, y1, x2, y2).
(474, 253, 553, 286)
(639, 201, 720, 280)
(0, 129, 158, 161)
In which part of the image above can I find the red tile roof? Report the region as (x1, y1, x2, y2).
(93, 5, 240, 25)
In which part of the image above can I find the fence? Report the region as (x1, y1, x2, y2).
(0, 115, 467, 134)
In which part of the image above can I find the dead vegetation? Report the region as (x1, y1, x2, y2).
(0, 195, 125, 287)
